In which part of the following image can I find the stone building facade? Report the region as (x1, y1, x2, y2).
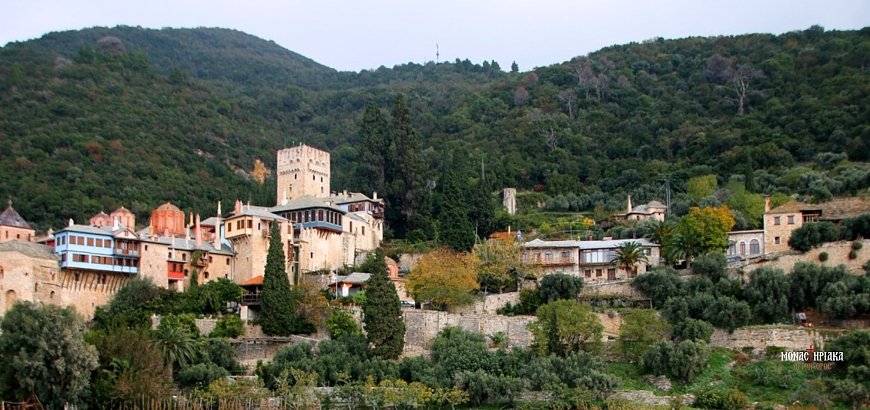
(522, 238, 660, 282)
(277, 144, 331, 204)
(0, 240, 60, 316)
(763, 196, 870, 254)
(727, 229, 764, 259)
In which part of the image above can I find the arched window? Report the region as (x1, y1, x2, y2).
(50, 291, 55, 300)
(739, 242, 746, 255)
(749, 239, 760, 255)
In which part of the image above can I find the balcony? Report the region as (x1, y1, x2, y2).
(295, 220, 343, 234)
(113, 248, 139, 258)
(60, 260, 138, 275)
(241, 293, 261, 306)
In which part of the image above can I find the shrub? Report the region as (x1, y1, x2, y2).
(839, 213, 870, 241)
(849, 250, 858, 260)
(692, 252, 727, 281)
(744, 267, 790, 323)
(211, 315, 244, 338)
(694, 388, 749, 409)
(325, 309, 360, 339)
(852, 241, 864, 251)
(454, 370, 523, 405)
(530, 300, 603, 356)
(641, 340, 709, 383)
(539, 273, 583, 303)
(176, 362, 229, 389)
(672, 318, 714, 343)
(788, 221, 839, 252)
(631, 268, 685, 308)
(158, 313, 199, 337)
(819, 252, 829, 262)
(205, 338, 242, 373)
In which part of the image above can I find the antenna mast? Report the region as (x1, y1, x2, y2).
(436, 43, 440, 63)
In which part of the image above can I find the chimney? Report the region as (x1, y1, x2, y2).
(195, 214, 202, 247)
(282, 189, 288, 206)
(373, 192, 378, 200)
(627, 194, 633, 213)
(214, 201, 222, 249)
(234, 200, 242, 214)
(764, 195, 771, 213)
(343, 190, 347, 198)
(113, 217, 120, 231)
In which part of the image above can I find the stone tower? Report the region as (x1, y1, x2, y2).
(276, 144, 331, 205)
(503, 188, 517, 215)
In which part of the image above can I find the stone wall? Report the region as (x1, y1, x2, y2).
(743, 239, 870, 274)
(231, 336, 322, 363)
(402, 310, 535, 355)
(447, 292, 520, 314)
(709, 326, 827, 354)
(581, 281, 644, 299)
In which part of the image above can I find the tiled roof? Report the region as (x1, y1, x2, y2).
(58, 224, 113, 235)
(0, 203, 32, 229)
(327, 192, 383, 205)
(767, 197, 870, 219)
(139, 234, 234, 255)
(240, 275, 263, 287)
(230, 205, 288, 221)
(331, 272, 370, 285)
(523, 238, 658, 249)
(0, 240, 55, 259)
(271, 196, 344, 213)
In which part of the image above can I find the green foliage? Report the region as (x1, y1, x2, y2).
(691, 252, 728, 281)
(819, 251, 829, 262)
(672, 318, 714, 343)
(204, 337, 242, 374)
(175, 362, 229, 389)
(694, 387, 749, 409)
(687, 174, 718, 203)
(839, 213, 870, 241)
(362, 248, 405, 359)
(817, 275, 870, 319)
(631, 267, 684, 308)
(670, 206, 736, 261)
(454, 370, 523, 406)
(640, 340, 709, 383)
(92, 277, 166, 330)
(325, 308, 361, 339)
(614, 309, 670, 361)
(196, 278, 242, 315)
(789, 262, 847, 310)
(743, 267, 790, 323)
(825, 331, 870, 408)
(788, 221, 839, 252)
(663, 293, 750, 332)
(153, 322, 200, 372)
(530, 300, 602, 356)
(210, 315, 245, 338)
(158, 313, 199, 337)
(0, 302, 98, 408)
(436, 155, 477, 251)
(539, 273, 583, 303)
(261, 222, 302, 336)
(85, 327, 170, 407)
(612, 241, 650, 275)
(430, 327, 491, 376)
(497, 287, 542, 316)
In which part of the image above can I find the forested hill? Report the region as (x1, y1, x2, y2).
(0, 25, 868, 233)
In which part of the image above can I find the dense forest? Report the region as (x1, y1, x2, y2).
(0, 25, 868, 236)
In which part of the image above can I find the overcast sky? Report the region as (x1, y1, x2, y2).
(3, 0, 868, 72)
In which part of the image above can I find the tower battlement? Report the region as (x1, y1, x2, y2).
(276, 144, 331, 205)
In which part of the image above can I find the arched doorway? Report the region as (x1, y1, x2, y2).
(5, 290, 17, 311)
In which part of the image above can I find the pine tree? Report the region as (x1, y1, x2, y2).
(260, 221, 297, 336)
(362, 248, 405, 359)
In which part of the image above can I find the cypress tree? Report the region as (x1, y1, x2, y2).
(356, 103, 389, 196)
(260, 221, 297, 336)
(362, 248, 405, 359)
(437, 157, 476, 251)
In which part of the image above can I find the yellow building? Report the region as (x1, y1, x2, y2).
(763, 196, 870, 254)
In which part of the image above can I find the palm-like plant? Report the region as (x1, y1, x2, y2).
(153, 325, 199, 372)
(614, 241, 649, 277)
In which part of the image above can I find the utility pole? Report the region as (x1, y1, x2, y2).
(665, 176, 672, 217)
(436, 43, 440, 63)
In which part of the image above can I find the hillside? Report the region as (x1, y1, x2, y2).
(0, 25, 868, 233)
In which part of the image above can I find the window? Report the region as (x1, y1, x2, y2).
(544, 252, 552, 261)
(362, 227, 366, 236)
(182, 253, 187, 261)
(607, 268, 616, 280)
(50, 291, 55, 300)
(98, 274, 106, 285)
(87, 238, 94, 246)
(227, 223, 232, 232)
(226, 258, 230, 265)
(561, 251, 570, 260)
(312, 175, 316, 181)
(739, 242, 746, 255)
(145, 245, 149, 251)
(774, 216, 781, 225)
(258, 223, 261, 230)
(204, 272, 209, 279)
(750, 239, 760, 254)
(310, 252, 314, 259)
(584, 269, 591, 278)
(775, 236, 781, 245)
(595, 269, 603, 277)
(787, 215, 795, 225)
(247, 219, 252, 229)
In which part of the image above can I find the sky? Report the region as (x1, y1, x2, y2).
(2, 0, 869, 72)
